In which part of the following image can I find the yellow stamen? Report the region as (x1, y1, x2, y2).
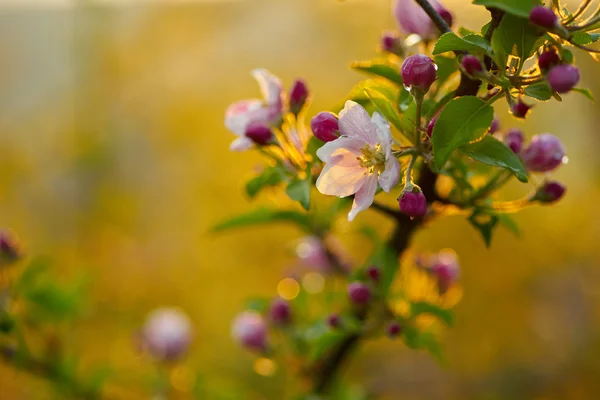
(357, 143, 386, 174)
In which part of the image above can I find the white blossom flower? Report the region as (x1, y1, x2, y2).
(141, 307, 192, 362)
(224, 69, 283, 151)
(316, 101, 401, 221)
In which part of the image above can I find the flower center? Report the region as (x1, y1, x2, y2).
(357, 143, 386, 174)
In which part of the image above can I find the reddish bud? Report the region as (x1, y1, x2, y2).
(511, 99, 533, 119)
(231, 311, 268, 351)
(289, 79, 309, 115)
(429, 252, 460, 294)
(427, 117, 437, 138)
(547, 64, 580, 94)
(534, 181, 566, 203)
(366, 266, 381, 283)
(522, 133, 565, 173)
(381, 31, 403, 56)
(245, 122, 273, 145)
(438, 8, 454, 28)
(504, 128, 525, 154)
(0, 231, 20, 265)
(538, 51, 560, 71)
(327, 313, 341, 329)
(386, 321, 402, 338)
(461, 55, 483, 76)
(398, 189, 427, 217)
(310, 112, 340, 143)
(269, 298, 291, 325)
(401, 54, 437, 93)
(530, 6, 558, 30)
(347, 282, 371, 305)
(489, 117, 500, 135)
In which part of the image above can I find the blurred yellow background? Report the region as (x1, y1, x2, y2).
(0, 0, 600, 399)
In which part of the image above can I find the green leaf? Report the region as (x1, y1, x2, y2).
(332, 79, 396, 113)
(472, 0, 541, 18)
(572, 87, 595, 102)
(491, 14, 544, 71)
(524, 81, 553, 101)
(364, 87, 410, 143)
(460, 135, 528, 182)
(496, 213, 520, 236)
(434, 55, 459, 88)
(468, 208, 499, 247)
(411, 301, 455, 327)
(286, 177, 311, 210)
(246, 165, 286, 198)
(245, 297, 270, 313)
(560, 48, 574, 64)
(402, 325, 445, 361)
(571, 32, 600, 45)
(432, 96, 494, 170)
(212, 208, 312, 233)
(351, 59, 403, 86)
(306, 323, 346, 362)
(433, 32, 492, 56)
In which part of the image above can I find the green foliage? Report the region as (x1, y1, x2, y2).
(286, 175, 312, 211)
(245, 297, 271, 313)
(468, 208, 499, 247)
(364, 87, 408, 143)
(410, 301, 455, 327)
(433, 55, 459, 88)
(246, 165, 287, 198)
(491, 14, 544, 71)
(212, 208, 312, 233)
(571, 32, 600, 45)
(432, 96, 494, 170)
(402, 325, 445, 361)
(351, 59, 403, 86)
(524, 81, 553, 101)
(461, 136, 528, 182)
(433, 32, 492, 56)
(572, 88, 595, 102)
(472, 0, 541, 18)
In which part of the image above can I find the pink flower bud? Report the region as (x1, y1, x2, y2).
(347, 282, 371, 305)
(310, 112, 340, 143)
(547, 64, 580, 94)
(522, 133, 565, 173)
(141, 308, 192, 362)
(295, 236, 332, 272)
(269, 298, 291, 326)
(401, 54, 437, 93)
(366, 266, 381, 283)
(327, 313, 341, 329)
(438, 8, 453, 27)
(538, 51, 560, 71)
(386, 321, 402, 338)
(511, 99, 533, 119)
(504, 128, 524, 154)
(394, 0, 452, 39)
(245, 122, 273, 145)
(427, 117, 437, 138)
(0, 230, 20, 265)
(429, 252, 460, 294)
(461, 55, 483, 76)
(398, 189, 427, 217)
(231, 311, 268, 351)
(289, 79, 309, 115)
(534, 181, 566, 203)
(489, 117, 500, 135)
(530, 6, 558, 30)
(381, 31, 403, 56)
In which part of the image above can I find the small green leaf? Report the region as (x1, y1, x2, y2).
(286, 177, 311, 210)
(212, 208, 312, 233)
(246, 165, 287, 198)
(491, 14, 544, 70)
(432, 96, 494, 170)
(433, 32, 492, 56)
(496, 213, 520, 236)
(560, 48, 574, 64)
(402, 325, 445, 361)
(472, 0, 541, 18)
(364, 88, 410, 143)
(434, 55, 459, 88)
(306, 323, 346, 362)
(468, 209, 499, 247)
(571, 32, 600, 45)
(245, 297, 270, 313)
(524, 81, 553, 101)
(460, 135, 528, 182)
(411, 301, 455, 327)
(572, 87, 595, 102)
(351, 59, 403, 85)
(332, 79, 396, 113)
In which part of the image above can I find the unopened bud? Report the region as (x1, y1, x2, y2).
(269, 298, 291, 326)
(429, 252, 460, 295)
(289, 79, 309, 115)
(0, 230, 20, 265)
(386, 321, 402, 338)
(547, 64, 580, 94)
(504, 128, 525, 154)
(327, 313, 341, 329)
(530, 6, 559, 30)
(381, 31, 403, 56)
(489, 117, 500, 135)
(538, 51, 560, 71)
(511, 99, 533, 119)
(533, 181, 566, 203)
(401, 54, 437, 93)
(398, 188, 427, 217)
(245, 122, 273, 145)
(366, 266, 381, 283)
(522, 133, 565, 173)
(231, 311, 268, 352)
(461, 55, 484, 76)
(310, 112, 340, 143)
(141, 308, 192, 362)
(347, 282, 371, 305)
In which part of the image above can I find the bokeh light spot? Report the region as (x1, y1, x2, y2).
(277, 278, 300, 300)
(170, 365, 195, 392)
(253, 358, 277, 376)
(302, 272, 324, 294)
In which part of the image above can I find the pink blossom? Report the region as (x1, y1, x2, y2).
(394, 0, 452, 39)
(141, 308, 192, 362)
(315, 101, 401, 221)
(224, 69, 283, 151)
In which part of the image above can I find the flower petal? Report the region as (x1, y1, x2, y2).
(316, 136, 365, 164)
(229, 136, 255, 152)
(225, 99, 263, 136)
(338, 101, 379, 145)
(371, 112, 393, 146)
(252, 68, 283, 107)
(348, 174, 378, 221)
(378, 156, 401, 192)
(393, 0, 436, 39)
(316, 161, 367, 198)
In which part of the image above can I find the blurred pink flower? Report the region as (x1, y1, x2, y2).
(224, 69, 283, 151)
(141, 308, 192, 362)
(316, 101, 400, 221)
(231, 311, 267, 351)
(393, 0, 452, 39)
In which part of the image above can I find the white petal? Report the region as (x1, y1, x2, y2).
(338, 101, 379, 145)
(251, 68, 283, 107)
(229, 136, 254, 152)
(348, 174, 378, 221)
(378, 156, 401, 192)
(225, 99, 263, 136)
(371, 112, 393, 145)
(316, 162, 367, 197)
(316, 136, 365, 164)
